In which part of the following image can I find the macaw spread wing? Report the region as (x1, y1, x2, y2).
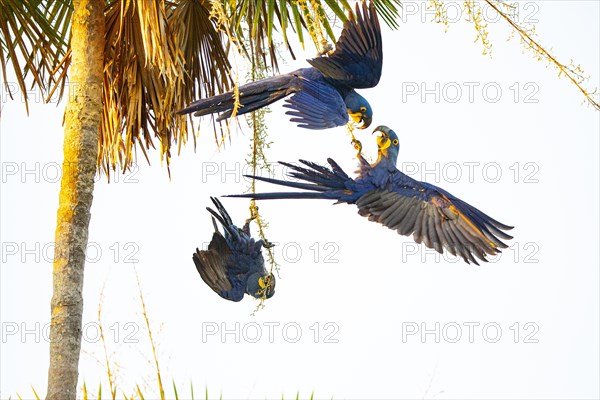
(356, 189, 512, 265)
(307, 1, 382, 88)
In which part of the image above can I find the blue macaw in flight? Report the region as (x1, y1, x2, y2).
(193, 197, 275, 301)
(177, 1, 382, 130)
(227, 126, 514, 265)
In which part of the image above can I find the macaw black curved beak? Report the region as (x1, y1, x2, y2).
(358, 114, 372, 129)
(372, 126, 390, 149)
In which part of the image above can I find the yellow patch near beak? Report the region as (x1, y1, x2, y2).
(377, 134, 391, 150)
(348, 110, 363, 124)
(258, 277, 266, 289)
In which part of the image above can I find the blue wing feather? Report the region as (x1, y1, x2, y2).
(307, 1, 382, 88)
(283, 78, 348, 129)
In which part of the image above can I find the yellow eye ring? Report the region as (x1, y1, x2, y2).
(393, 139, 399, 146)
(360, 106, 367, 113)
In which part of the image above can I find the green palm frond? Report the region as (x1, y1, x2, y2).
(227, 0, 287, 71)
(43, 0, 73, 104)
(225, 0, 401, 71)
(0, 0, 71, 113)
(230, 0, 400, 70)
(373, 0, 401, 29)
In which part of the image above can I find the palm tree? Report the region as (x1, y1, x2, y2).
(45, 1, 103, 398)
(0, 0, 596, 398)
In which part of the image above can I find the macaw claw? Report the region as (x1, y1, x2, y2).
(352, 138, 363, 156)
(246, 206, 259, 224)
(263, 239, 276, 249)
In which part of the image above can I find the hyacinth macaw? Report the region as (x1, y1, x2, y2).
(193, 197, 275, 301)
(227, 126, 514, 265)
(177, 1, 382, 130)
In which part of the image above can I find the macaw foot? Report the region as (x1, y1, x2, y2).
(351, 137, 370, 167)
(346, 122, 359, 151)
(352, 138, 363, 158)
(250, 204, 260, 220)
(244, 215, 256, 226)
(346, 121, 356, 138)
(263, 239, 276, 249)
(244, 206, 259, 230)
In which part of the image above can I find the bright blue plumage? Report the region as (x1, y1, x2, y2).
(193, 197, 275, 301)
(177, 1, 382, 130)
(227, 127, 514, 265)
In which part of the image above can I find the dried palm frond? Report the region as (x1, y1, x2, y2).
(98, 0, 233, 177)
(101, 0, 182, 175)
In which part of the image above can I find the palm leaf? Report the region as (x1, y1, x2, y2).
(229, 0, 282, 71)
(322, 0, 349, 22)
(96, 0, 234, 176)
(0, 0, 71, 112)
(101, 0, 178, 174)
(267, 0, 275, 43)
(170, 0, 233, 146)
(373, 0, 401, 29)
(226, 0, 401, 70)
(43, 0, 73, 104)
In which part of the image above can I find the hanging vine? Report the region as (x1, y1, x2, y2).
(240, 1, 341, 312)
(483, 0, 598, 109)
(428, 0, 598, 109)
(245, 32, 279, 313)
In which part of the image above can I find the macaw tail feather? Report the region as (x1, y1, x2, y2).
(209, 197, 233, 225)
(227, 191, 336, 200)
(206, 197, 236, 238)
(176, 75, 295, 119)
(225, 159, 358, 202)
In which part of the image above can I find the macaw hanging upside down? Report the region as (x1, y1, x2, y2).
(193, 197, 275, 301)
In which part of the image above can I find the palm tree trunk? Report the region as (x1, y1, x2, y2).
(46, 0, 104, 399)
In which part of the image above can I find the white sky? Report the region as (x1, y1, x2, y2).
(1, 1, 599, 399)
